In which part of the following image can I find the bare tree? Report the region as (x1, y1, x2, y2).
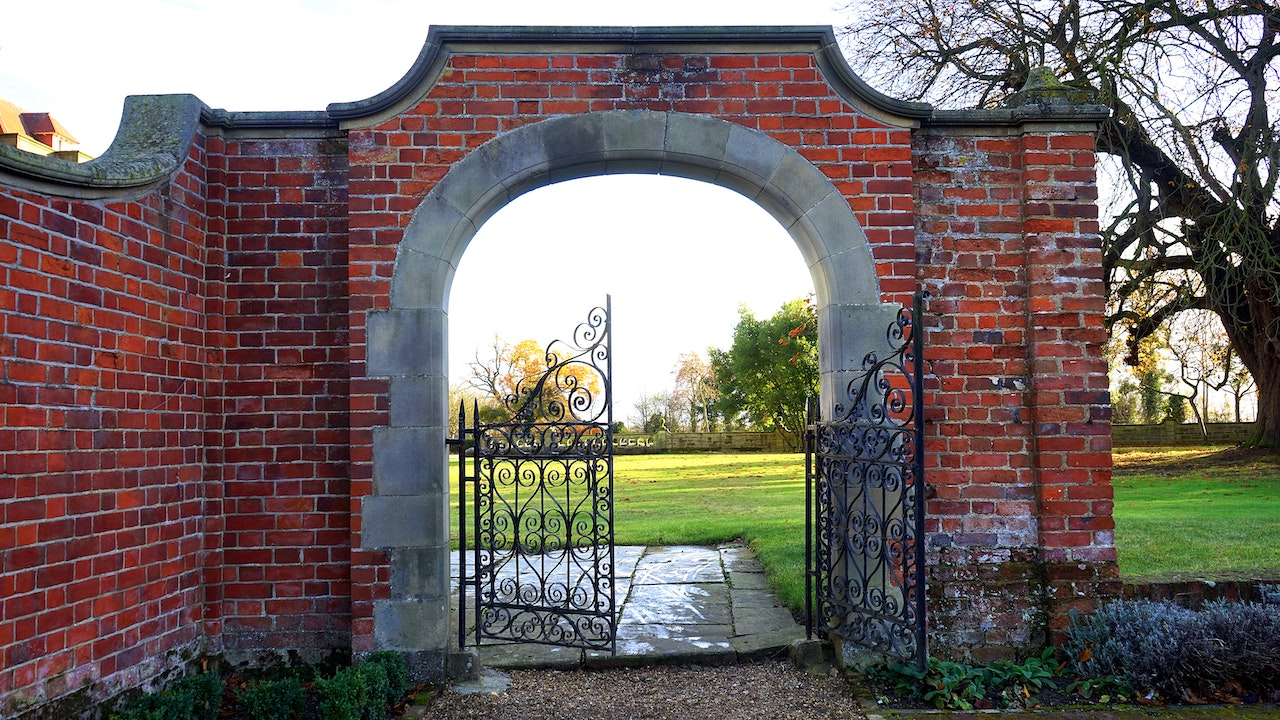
(465, 335, 519, 400)
(673, 351, 719, 432)
(841, 0, 1280, 444)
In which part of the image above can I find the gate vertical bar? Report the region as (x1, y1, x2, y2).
(455, 399, 471, 648)
(911, 291, 927, 669)
(804, 397, 814, 641)
(456, 401, 467, 651)
(605, 295, 616, 654)
(472, 400, 484, 648)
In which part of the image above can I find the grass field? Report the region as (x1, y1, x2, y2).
(450, 446, 1280, 616)
(1112, 446, 1280, 581)
(449, 453, 811, 612)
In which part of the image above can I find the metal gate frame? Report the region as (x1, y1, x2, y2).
(452, 299, 616, 653)
(805, 291, 927, 669)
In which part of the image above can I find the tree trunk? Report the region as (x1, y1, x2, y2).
(1221, 295, 1280, 447)
(1240, 329, 1280, 446)
(1251, 365, 1280, 447)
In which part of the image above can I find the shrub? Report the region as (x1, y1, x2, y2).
(1065, 599, 1280, 702)
(366, 651, 408, 707)
(1064, 599, 1205, 700)
(315, 667, 366, 720)
(356, 662, 389, 720)
(179, 673, 223, 720)
(1260, 583, 1280, 605)
(1194, 600, 1280, 695)
(237, 677, 305, 720)
(110, 672, 222, 720)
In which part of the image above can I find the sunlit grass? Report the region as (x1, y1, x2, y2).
(450, 452, 810, 614)
(1112, 446, 1280, 581)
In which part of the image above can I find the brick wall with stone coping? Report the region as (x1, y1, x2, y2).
(1, 127, 212, 716)
(0, 25, 1117, 717)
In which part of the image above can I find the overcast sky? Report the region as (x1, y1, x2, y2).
(1, 0, 860, 421)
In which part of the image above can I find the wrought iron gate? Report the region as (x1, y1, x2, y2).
(805, 292, 927, 669)
(453, 299, 616, 652)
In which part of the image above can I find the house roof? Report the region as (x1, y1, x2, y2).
(0, 97, 79, 144)
(19, 112, 78, 143)
(0, 97, 26, 135)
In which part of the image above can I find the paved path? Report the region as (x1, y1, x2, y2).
(450, 543, 807, 670)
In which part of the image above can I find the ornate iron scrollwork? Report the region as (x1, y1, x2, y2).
(456, 299, 616, 652)
(806, 292, 927, 669)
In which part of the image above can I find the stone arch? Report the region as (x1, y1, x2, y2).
(362, 109, 902, 665)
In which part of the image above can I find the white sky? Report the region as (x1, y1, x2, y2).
(0, 0, 855, 419)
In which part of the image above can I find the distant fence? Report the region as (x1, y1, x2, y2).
(615, 422, 1257, 452)
(1112, 422, 1254, 446)
(613, 430, 796, 454)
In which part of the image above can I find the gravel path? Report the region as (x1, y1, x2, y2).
(422, 660, 866, 720)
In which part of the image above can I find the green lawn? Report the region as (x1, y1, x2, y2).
(449, 446, 1280, 618)
(450, 453, 811, 613)
(1112, 446, 1280, 582)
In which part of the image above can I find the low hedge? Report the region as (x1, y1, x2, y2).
(109, 653, 409, 720)
(1065, 597, 1280, 703)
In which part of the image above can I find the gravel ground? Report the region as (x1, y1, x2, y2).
(421, 660, 867, 720)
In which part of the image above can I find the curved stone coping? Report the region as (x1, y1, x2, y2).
(0, 94, 204, 199)
(929, 104, 1110, 127)
(327, 25, 933, 130)
(386, 109, 882, 312)
(200, 107, 336, 131)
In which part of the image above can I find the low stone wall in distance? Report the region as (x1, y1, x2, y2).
(1112, 422, 1254, 446)
(1125, 577, 1280, 607)
(613, 430, 796, 454)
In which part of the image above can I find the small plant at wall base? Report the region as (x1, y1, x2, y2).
(110, 672, 222, 720)
(237, 678, 305, 720)
(868, 650, 1080, 711)
(106, 653, 410, 720)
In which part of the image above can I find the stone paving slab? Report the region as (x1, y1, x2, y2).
(631, 545, 725, 584)
(617, 622, 735, 640)
(449, 542, 804, 670)
(620, 583, 732, 625)
(588, 634, 737, 667)
(727, 569, 772, 590)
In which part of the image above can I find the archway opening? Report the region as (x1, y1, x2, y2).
(446, 174, 815, 659)
(447, 174, 813, 433)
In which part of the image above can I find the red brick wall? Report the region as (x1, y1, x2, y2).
(1, 142, 211, 711)
(0, 128, 356, 715)
(201, 134, 353, 659)
(1018, 128, 1120, 636)
(0, 39, 1116, 714)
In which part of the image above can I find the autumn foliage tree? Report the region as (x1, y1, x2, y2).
(840, 0, 1280, 444)
(465, 335, 602, 424)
